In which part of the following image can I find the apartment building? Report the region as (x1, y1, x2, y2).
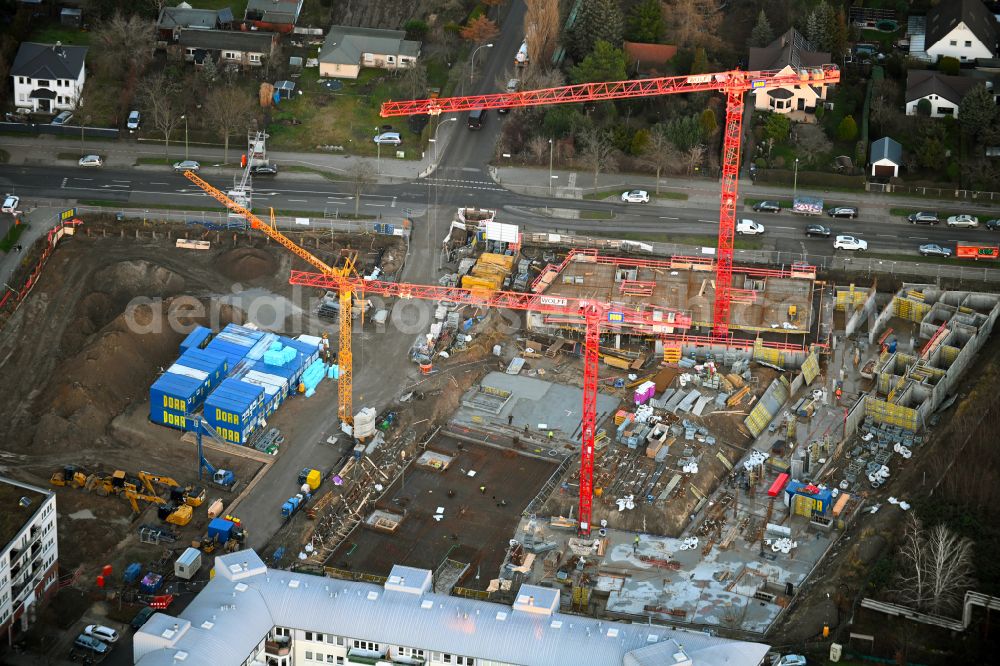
(0, 477, 59, 639)
(133, 550, 770, 666)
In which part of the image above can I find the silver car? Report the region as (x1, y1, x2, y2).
(919, 243, 952, 257)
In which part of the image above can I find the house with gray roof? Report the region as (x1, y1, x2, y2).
(870, 137, 903, 178)
(925, 0, 998, 63)
(157, 3, 235, 42)
(133, 549, 771, 666)
(319, 26, 421, 79)
(177, 29, 277, 69)
(244, 0, 302, 34)
(748, 28, 832, 116)
(10, 41, 88, 114)
(905, 69, 982, 117)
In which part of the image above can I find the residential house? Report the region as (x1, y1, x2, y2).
(157, 4, 235, 42)
(623, 41, 677, 76)
(244, 0, 302, 34)
(0, 477, 59, 639)
(905, 69, 980, 117)
(10, 41, 87, 113)
(318, 26, 421, 79)
(748, 28, 832, 116)
(924, 0, 998, 63)
(870, 137, 903, 178)
(178, 29, 277, 69)
(133, 549, 771, 666)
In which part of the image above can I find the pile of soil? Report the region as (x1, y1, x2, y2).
(217, 247, 279, 282)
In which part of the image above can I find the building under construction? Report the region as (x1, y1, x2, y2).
(526, 250, 818, 357)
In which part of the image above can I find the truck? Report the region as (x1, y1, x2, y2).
(792, 196, 823, 216)
(281, 491, 311, 519)
(514, 41, 529, 68)
(297, 468, 322, 492)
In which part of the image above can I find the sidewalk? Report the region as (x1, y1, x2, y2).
(492, 166, 1000, 214)
(0, 206, 68, 289)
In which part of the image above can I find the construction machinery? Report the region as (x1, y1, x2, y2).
(138, 472, 206, 507)
(182, 173, 359, 427)
(50, 465, 88, 488)
(182, 413, 239, 490)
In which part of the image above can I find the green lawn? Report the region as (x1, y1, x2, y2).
(580, 210, 614, 220)
(284, 165, 344, 181)
(0, 149, 8, 164)
(867, 251, 1000, 268)
(0, 223, 27, 252)
(265, 67, 427, 157)
(588, 230, 763, 250)
(30, 22, 92, 46)
(744, 197, 795, 208)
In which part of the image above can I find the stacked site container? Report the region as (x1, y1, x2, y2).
(203, 378, 265, 444)
(204, 324, 264, 369)
(149, 349, 228, 430)
(179, 326, 212, 353)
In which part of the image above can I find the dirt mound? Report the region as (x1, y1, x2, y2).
(217, 247, 279, 282)
(92, 259, 186, 299)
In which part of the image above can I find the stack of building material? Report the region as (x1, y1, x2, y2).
(353, 407, 377, 440)
(460, 252, 516, 290)
(634, 381, 656, 405)
(299, 360, 326, 397)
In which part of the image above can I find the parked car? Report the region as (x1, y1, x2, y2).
(947, 214, 979, 228)
(907, 211, 939, 225)
(919, 243, 952, 257)
(498, 78, 519, 114)
(2, 195, 19, 213)
(130, 606, 156, 631)
(373, 131, 402, 145)
(826, 206, 858, 218)
(804, 224, 831, 237)
(834, 235, 867, 251)
(250, 163, 279, 176)
(775, 656, 807, 666)
(51, 111, 73, 125)
(621, 189, 649, 203)
(986, 219, 1000, 231)
(78, 154, 103, 167)
(752, 200, 781, 213)
(73, 634, 109, 654)
(736, 219, 765, 235)
(127, 110, 140, 131)
(84, 625, 120, 643)
(172, 160, 200, 172)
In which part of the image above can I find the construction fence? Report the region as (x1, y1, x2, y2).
(866, 181, 1000, 202)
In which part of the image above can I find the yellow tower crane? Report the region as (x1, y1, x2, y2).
(183, 171, 357, 425)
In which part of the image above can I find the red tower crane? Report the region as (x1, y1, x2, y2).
(380, 65, 841, 337)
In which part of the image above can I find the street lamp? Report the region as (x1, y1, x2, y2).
(548, 138, 554, 195)
(470, 43, 494, 83)
(428, 117, 458, 165)
(793, 158, 800, 198)
(375, 125, 381, 175)
(181, 114, 189, 161)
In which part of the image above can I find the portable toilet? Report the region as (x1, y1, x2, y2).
(174, 547, 203, 580)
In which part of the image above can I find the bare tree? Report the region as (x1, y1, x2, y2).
(685, 143, 706, 175)
(399, 62, 428, 99)
(720, 598, 750, 630)
(642, 125, 680, 193)
(91, 12, 156, 81)
(139, 72, 182, 157)
(667, 0, 721, 49)
(525, 0, 561, 66)
(351, 162, 376, 218)
(894, 514, 975, 615)
(579, 127, 617, 187)
(204, 86, 258, 163)
(528, 135, 548, 164)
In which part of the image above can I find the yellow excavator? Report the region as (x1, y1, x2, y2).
(138, 472, 206, 507)
(50, 465, 88, 488)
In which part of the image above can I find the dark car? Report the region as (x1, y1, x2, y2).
(752, 200, 781, 213)
(919, 243, 952, 258)
(130, 606, 155, 631)
(826, 206, 858, 218)
(985, 219, 1000, 231)
(805, 224, 832, 237)
(251, 163, 278, 176)
(908, 211, 939, 225)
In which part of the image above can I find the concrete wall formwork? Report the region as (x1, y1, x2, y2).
(843, 285, 878, 338)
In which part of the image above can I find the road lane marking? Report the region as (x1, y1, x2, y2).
(659, 216, 678, 220)
(391, 197, 397, 208)
(150, 181, 169, 185)
(112, 180, 131, 183)
(697, 219, 715, 223)
(366, 203, 386, 207)
(912, 237, 928, 240)
(288, 199, 307, 202)
(774, 226, 795, 230)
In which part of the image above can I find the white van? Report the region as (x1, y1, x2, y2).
(736, 219, 765, 235)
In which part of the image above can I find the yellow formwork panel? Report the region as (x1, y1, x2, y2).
(752, 338, 785, 366)
(663, 346, 682, 363)
(801, 352, 820, 385)
(941, 345, 960, 365)
(906, 290, 926, 301)
(744, 403, 773, 437)
(865, 396, 920, 431)
(877, 373, 893, 395)
(835, 285, 867, 311)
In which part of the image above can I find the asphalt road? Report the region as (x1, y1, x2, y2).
(2, 163, 998, 259)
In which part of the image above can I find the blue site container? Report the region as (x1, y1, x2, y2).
(208, 517, 235, 543)
(204, 379, 265, 444)
(281, 336, 321, 366)
(180, 326, 212, 353)
(205, 338, 252, 369)
(177, 348, 228, 392)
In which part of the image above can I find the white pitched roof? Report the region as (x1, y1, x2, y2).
(134, 550, 770, 666)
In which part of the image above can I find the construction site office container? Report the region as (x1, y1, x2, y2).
(150, 371, 212, 427)
(204, 338, 251, 369)
(204, 379, 265, 444)
(179, 326, 212, 353)
(175, 348, 228, 391)
(174, 547, 202, 580)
